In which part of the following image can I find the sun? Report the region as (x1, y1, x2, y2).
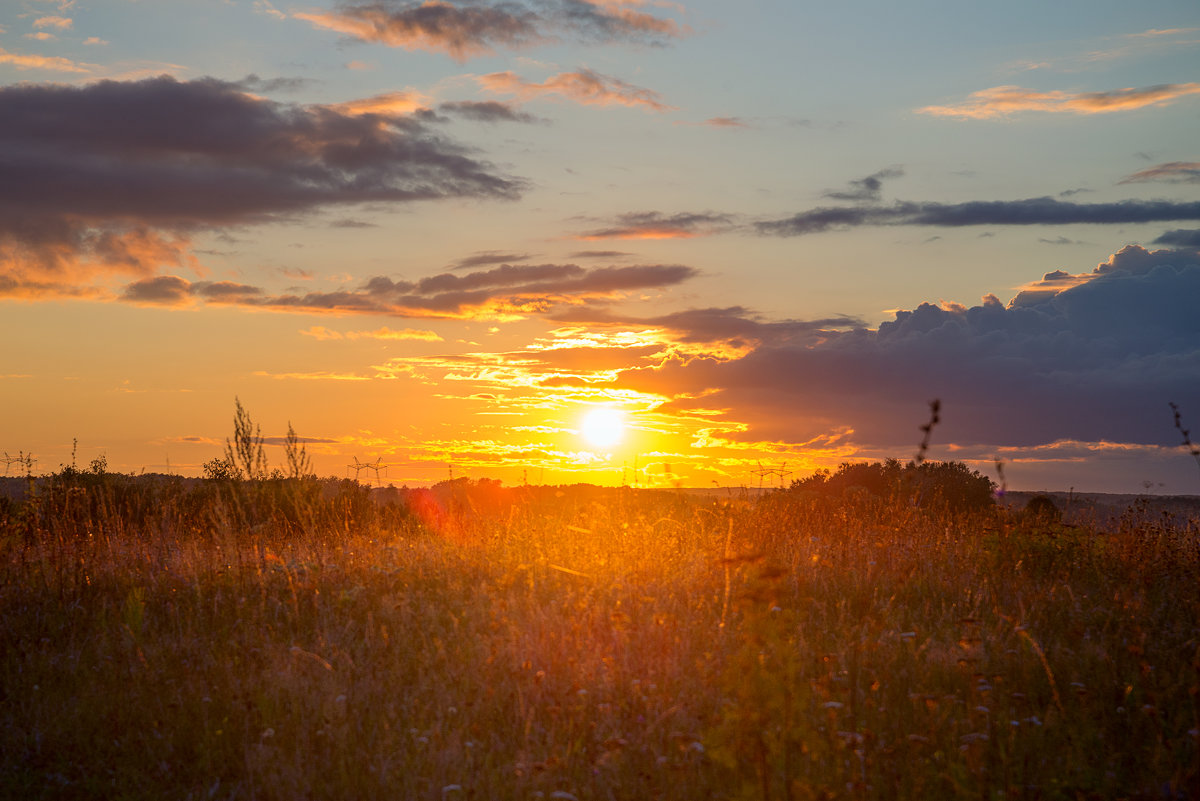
(580, 407, 625, 449)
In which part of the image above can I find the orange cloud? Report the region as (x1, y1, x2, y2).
(300, 325, 444, 342)
(918, 82, 1200, 119)
(296, 0, 684, 62)
(478, 69, 674, 111)
(33, 16, 73, 30)
(327, 90, 430, 116)
(0, 46, 91, 73)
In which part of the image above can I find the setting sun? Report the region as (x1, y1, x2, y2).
(580, 407, 625, 449)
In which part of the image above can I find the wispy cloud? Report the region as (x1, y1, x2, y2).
(757, 197, 1200, 236)
(437, 99, 543, 123)
(450, 251, 535, 269)
(823, 167, 904, 202)
(478, 68, 674, 111)
(296, 0, 686, 62)
(300, 325, 444, 342)
(1006, 27, 1200, 73)
(1119, 161, 1200, 184)
(33, 16, 73, 30)
(119, 262, 698, 320)
(575, 211, 733, 239)
(919, 83, 1200, 119)
(0, 46, 93, 73)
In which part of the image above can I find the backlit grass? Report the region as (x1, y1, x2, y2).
(1, 479, 1198, 799)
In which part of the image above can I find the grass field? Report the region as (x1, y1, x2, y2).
(1, 474, 1198, 800)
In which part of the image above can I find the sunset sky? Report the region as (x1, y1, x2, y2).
(2, 0, 1199, 493)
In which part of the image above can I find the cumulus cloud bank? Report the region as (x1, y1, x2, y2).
(0, 76, 519, 298)
(621, 246, 1200, 451)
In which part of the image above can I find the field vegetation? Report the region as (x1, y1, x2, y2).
(1, 420, 1198, 799)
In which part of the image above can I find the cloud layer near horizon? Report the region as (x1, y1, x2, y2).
(121, 261, 698, 319)
(0, 75, 519, 298)
(621, 245, 1200, 451)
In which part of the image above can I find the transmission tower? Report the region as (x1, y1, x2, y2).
(347, 457, 386, 485)
(775, 461, 793, 489)
(751, 461, 774, 492)
(2, 451, 32, 475)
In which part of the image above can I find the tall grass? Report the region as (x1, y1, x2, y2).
(1, 478, 1197, 800)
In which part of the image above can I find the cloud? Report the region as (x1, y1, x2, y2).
(1006, 27, 1200, 73)
(438, 99, 542, 123)
(300, 325, 443, 341)
(576, 211, 734, 239)
(0, 75, 520, 297)
(617, 246, 1200, 454)
(569, 249, 632, 259)
(918, 83, 1200, 119)
(757, 196, 1200, 236)
(33, 16, 73, 29)
(478, 69, 673, 111)
(1119, 161, 1200, 184)
(451, 251, 535, 269)
(1154, 229, 1200, 248)
(295, 0, 685, 61)
(676, 116, 748, 128)
(253, 0, 288, 20)
(235, 74, 314, 94)
(823, 167, 904, 202)
(0, 46, 93, 73)
(329, 89, 430, 116)
(118, 261, 698, 319)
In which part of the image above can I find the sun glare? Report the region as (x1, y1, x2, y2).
(580, 407, 625, 449)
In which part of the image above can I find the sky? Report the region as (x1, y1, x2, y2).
(1, 0, 1199, 493)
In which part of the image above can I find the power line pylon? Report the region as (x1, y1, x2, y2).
(347, 457, 386, 485)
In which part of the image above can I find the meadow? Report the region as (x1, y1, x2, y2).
(1, 468, 1198, 800)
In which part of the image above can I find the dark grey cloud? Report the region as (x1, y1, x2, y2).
(620, 246, 1200, 451)
(298, 0, 685, 61)
(451, 251, 535, 270)
(757, 197, 1200, 236)
(1154, 228, 1200, 248)
(0, 75, 520, 295)
(120, 261, 698, 318)
(234, 74, 314, 94)
(569, 250, 633, 259)
(438, 100, 542, 123)
(577, 211, 735, 240)
(823, 167, 904, 202)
